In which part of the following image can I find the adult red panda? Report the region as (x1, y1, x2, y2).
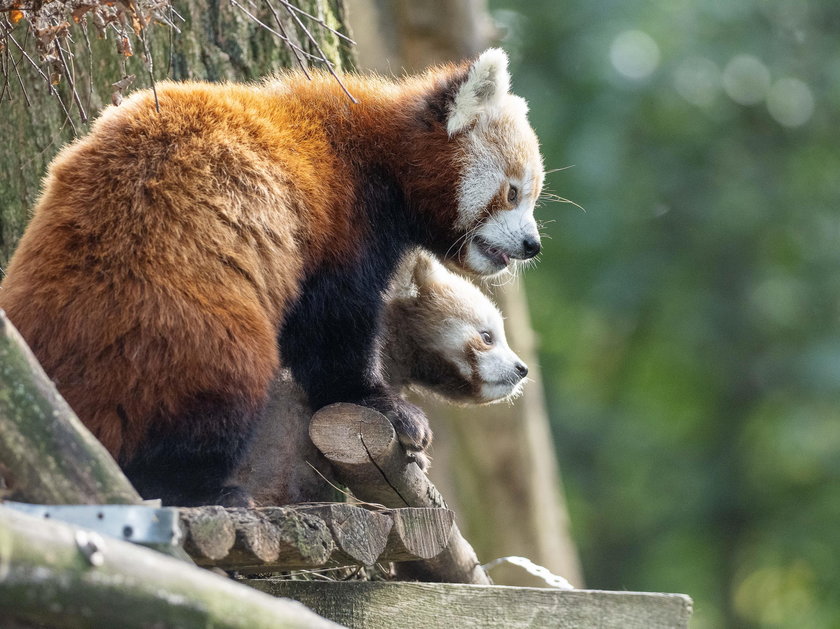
(0, 49, 544, 506)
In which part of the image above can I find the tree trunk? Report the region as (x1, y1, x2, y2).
(348, 0, 583, 588)
(0, 0, 353, 266)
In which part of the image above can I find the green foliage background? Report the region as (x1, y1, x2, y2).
(489, 1, 840, 628)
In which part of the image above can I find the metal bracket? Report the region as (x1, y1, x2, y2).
(4, 501, 184, 551)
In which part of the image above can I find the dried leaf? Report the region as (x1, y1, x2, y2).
(9, 9, 24, 24)
(111, 73, 135, 106)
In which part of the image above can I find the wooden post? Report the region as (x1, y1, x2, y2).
(309, 404, 491, 584)
(0, 311, 142, 505)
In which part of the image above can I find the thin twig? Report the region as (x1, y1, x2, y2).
(134, 3, 159, 112)
(0, 33, 10, 102)
(3, 22, 51, 87)
(8, 38, 31, 107)
(228, 0, 321, 63)
(280, 0, 357, 103)
(80, 16, 93, 108)
(280, 0, 355, 45)
(55, 36, 87, 121)
(263, 0, 309, 79)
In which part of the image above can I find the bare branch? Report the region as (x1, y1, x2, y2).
(280, 0, 357, 103)
(280, 0, 355, 45)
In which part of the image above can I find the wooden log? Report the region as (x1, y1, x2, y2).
(180, 506, 237, 562)
(253, 581, 694, 629)
(179, 504, 454, 572)
(309, 404, 491, 584)
(0, 310, 142, 506)
(0, 505, 340, 629)
(197, 508, 334, 573)
(295, 504, 393, 567)
(381, 508, 454, 563)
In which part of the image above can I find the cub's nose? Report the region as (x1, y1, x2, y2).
(521, 236, 541, 259)
(515, 362, 529, 379)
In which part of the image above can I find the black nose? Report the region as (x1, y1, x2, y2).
(522, 236, 541, 259)
(515, 362, 529, 378)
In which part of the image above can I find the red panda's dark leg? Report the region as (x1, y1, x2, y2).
(121, 393, 261, 507)
(279, 172, 432, 453)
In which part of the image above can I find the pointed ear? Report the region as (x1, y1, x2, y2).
(447, 48, 511, 136)
(412, 251, 447, 295)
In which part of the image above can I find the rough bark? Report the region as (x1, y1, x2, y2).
(309, 404, 490, 585)
(348, 0, 584, 588)
(0, 311, 142, 505)
(0, 505, 342, 629)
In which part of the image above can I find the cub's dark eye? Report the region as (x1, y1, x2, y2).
(481, 331, 494, 345)
(507, 184, 519, 204)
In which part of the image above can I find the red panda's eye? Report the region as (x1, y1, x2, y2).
(507, 184, 519, 204)
(481, 331, 494, 345)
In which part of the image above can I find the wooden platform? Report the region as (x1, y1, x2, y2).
(251, 580, 693, 629)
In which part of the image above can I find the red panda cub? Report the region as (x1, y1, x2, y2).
(0, 49, 544, 506)
(236, 250, 528, 505)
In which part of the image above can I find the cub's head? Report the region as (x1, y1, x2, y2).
(440, 49, 545, 277)
(384, 252, 528, 405)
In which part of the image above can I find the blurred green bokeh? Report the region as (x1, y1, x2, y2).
(489, 1, 840, 628)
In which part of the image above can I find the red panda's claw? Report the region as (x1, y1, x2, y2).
(361, 392, 432, 454)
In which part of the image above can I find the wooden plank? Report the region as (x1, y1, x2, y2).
(0, 311, 142, 505)
(252, 581, 693, 629)
(309, 404, 490, 584)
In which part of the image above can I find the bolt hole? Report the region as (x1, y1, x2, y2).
(97, 512, 104, 520)
(43, 513, 50, 519)
(123, 525, 133, 538)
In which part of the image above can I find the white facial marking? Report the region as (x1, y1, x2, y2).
(453, 95, 544, 276)
(410, 253, 528, 404)
(474, 312, 527, 403)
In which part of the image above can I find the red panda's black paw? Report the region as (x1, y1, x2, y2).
(361, 393, 432, 454)
(216, 485, 256, 508)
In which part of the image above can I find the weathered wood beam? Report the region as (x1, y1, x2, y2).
(253, 581, 694, 629)
(179, 505, 454, 573)
(0, 505, 340, 629)
(0, 310, 141, 506)
(309, 404, 491, 584)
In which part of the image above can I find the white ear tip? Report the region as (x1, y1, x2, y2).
(472, 48, 511, 96)
(447, 48, 513, 136)
(477, 48, 509, 72)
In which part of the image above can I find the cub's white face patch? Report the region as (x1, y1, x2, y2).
(417, 260, 528, 404)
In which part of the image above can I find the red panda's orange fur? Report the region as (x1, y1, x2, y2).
(1, 71, 465, 461)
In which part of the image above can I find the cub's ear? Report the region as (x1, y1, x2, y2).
(412, 251, 448, 295)
(447, 48, 511, 136)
